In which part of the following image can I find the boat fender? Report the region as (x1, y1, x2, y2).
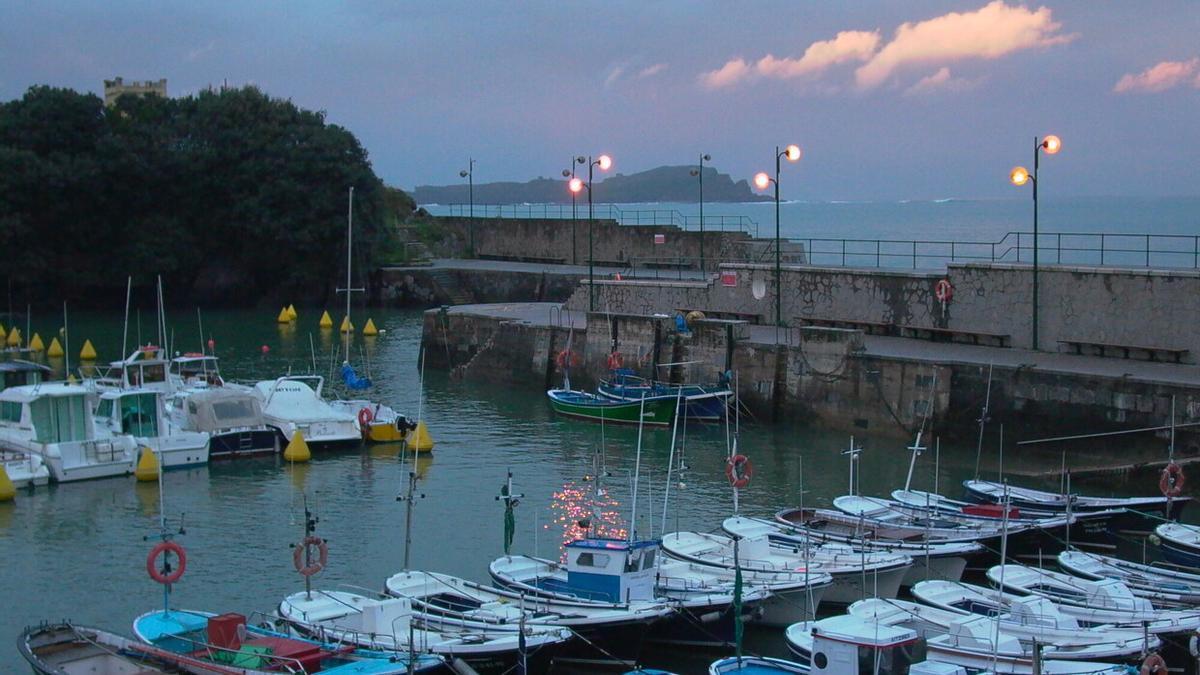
(725, 454, 754, 488)
(1160, 462, 1186, 498)
(293, 535, 328, 577)
(1140, 652, 1167, 675)
(358, 407, 374, 428)
(147, 541, 187, 585)
(606, 352, 624, 370)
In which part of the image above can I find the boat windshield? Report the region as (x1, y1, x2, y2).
(861, 639, 926, 675)
(30, 395, 89, 443)
(120, 393, 159, 436)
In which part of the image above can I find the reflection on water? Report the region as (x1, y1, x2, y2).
(0, 308, 1177, 669)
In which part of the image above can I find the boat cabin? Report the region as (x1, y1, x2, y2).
(170, 354, 224, 388)
(100, 346, 170, 392)
(182, 388, 264, 434)
(564, 538, 659, 603)
(0, 360, 51, 393)
(807, 615, 927, 675)
(95, 389, 162, 437)
(0, 384, 95, 443)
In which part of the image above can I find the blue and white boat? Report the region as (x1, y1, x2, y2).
(598, 368, 731, 422)
(1154, 521, 1200, 568)
(133, 608, 445, 674)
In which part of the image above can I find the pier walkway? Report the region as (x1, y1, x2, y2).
(439, 301, 1200, 388)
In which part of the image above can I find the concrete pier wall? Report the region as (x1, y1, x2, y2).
(568, 262, 1200, 358)
(433, 216, 756, 269)
(422, 305, 1200, 445)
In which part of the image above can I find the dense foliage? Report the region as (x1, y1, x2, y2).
(0, 85, 413, 306)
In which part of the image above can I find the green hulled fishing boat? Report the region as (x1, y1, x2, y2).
(546, 388, 677, 426)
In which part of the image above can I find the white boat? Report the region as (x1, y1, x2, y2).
(964, 478, 1190, 520)
(724, 514, 977, 586)
(1154, 521, 1200, 568)
(0, 445, 49, 487)
(833, 494, 1076, 534)
(91, 345, 173, 394)
(774, 616, 989, 675)
(0, 359, 51, 391)
(987, 564, 1179, 613)
(19, 621, 176, 674)
(170, 387, 278, 458)
(661, 530, 911, 604)
(847, 597, 1156, 660)
(328, 397, 415, 443)
(656, 555, 832, 627)
(786, 613, 1130, 675)
(0, 383, 138, 482)
(387, 568, 670, 666)
(1058, 549, 1200, 604)
(167, 353, 226, 390)
(94, 388, 209, 468)
(912, 578, 1200, 635)
(254, 376, 360, 446)
(276, 588, 571, 673)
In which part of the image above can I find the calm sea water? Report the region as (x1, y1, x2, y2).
(0, 309, 1177, 671)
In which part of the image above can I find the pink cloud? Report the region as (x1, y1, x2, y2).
(638, 63, 667, 79)
(699, 58, 751, 89)
(1113, 58, 1200, 94)
(903, 67, 980, 96)
(855, 1, 1074, 89)
(755, 31, 881, 79)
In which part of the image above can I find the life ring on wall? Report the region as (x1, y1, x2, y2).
(934, 279, 954, 303)
(606, 352, 624, 370)
(293, 535, 329, 577)
(555, 349, 581, 369)
(1160, 462, 1186, 498)
(1140, 652, 1167, 675)
(147, 541, 187, 585)
(358, 407, 374, 428)
(725, 454, 754, 488)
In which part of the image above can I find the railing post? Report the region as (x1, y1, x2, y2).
(842, 239, 847, 266)
(951, 241, 956, 263)
(1194, 236, 1197, 269)
(1057, 233, 1062, 264)
(876, 240, 881, 268)
(1100, 234, 1105, 265)
(912, 241, 917, 270)
(1146, 234, 1150, 267)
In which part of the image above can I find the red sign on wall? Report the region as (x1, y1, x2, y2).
(653, 234, 666, 244)
(721, 271, 737, 287)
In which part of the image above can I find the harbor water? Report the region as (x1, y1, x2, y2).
(0, 308, 1180, 671)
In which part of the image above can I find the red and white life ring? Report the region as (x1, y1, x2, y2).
(555, 349, 581, 369)
(1140, 652, 1167, 675)
(725, 454, 754, 489)
(606, 352, 624, 370)
(1160, 462, 1186, 498)
(293, 535, 328, 577)
(358, 407, 374, 428)
(935, 279, 954, 303)
(147, 541, 187, 585)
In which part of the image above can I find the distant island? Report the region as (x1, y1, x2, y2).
(413, 165, 771, 205)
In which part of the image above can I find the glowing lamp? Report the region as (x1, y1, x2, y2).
(1041, 135, 1061, 155)
(784, 144, 801, 162)
(1010, 166, 1030, 186)
(568, 177, 584, 193)
(597, 154, 612, 171)
(753, 172, 771, 190)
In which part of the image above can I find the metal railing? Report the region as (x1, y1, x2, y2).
(436, 203, 759, 236)
(796, 231, 1200, 271)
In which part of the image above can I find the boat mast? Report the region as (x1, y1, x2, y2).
(973, 362, 994, 480)
(660, 389, 684, 536)
(629, 395, 646, 541)
(337, 187, 364, 365)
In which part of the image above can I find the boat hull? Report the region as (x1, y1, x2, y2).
(597, 380, 730, 422)
(754, 583, 827, 627)
(209, 429, 279, 458)
(546, 390, 676, 426)
(821, 564, 908, 605)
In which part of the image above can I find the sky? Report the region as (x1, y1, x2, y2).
(2, 1, 1198, 200)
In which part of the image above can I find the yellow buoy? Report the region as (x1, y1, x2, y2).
(0, 323, 5, 337)
(134, 446, 159, 482)
(67, 373, 77, 384)
(0, 465, 15, 502)
(319, 310, 334, 329)
(79, 339, 98, 361)
(28, 333, 45, 352)
(46, 336, 64, 358)
(283, 430, 312, 462)
(405, 421, 435, 452)
(362, 318, 378, 336)
(6, 327, 20, 347)
(340, 315, 354, 333)
(277, 306, 292, 323)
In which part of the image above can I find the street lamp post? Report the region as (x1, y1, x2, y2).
(1009, 134, 1061, 351)
(459, 158, 475, 257)
(569, 154, 611, 312)
(689, 154, 711, 271)
(564, 156, 586, 264)
(754, 144, 801, 328)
